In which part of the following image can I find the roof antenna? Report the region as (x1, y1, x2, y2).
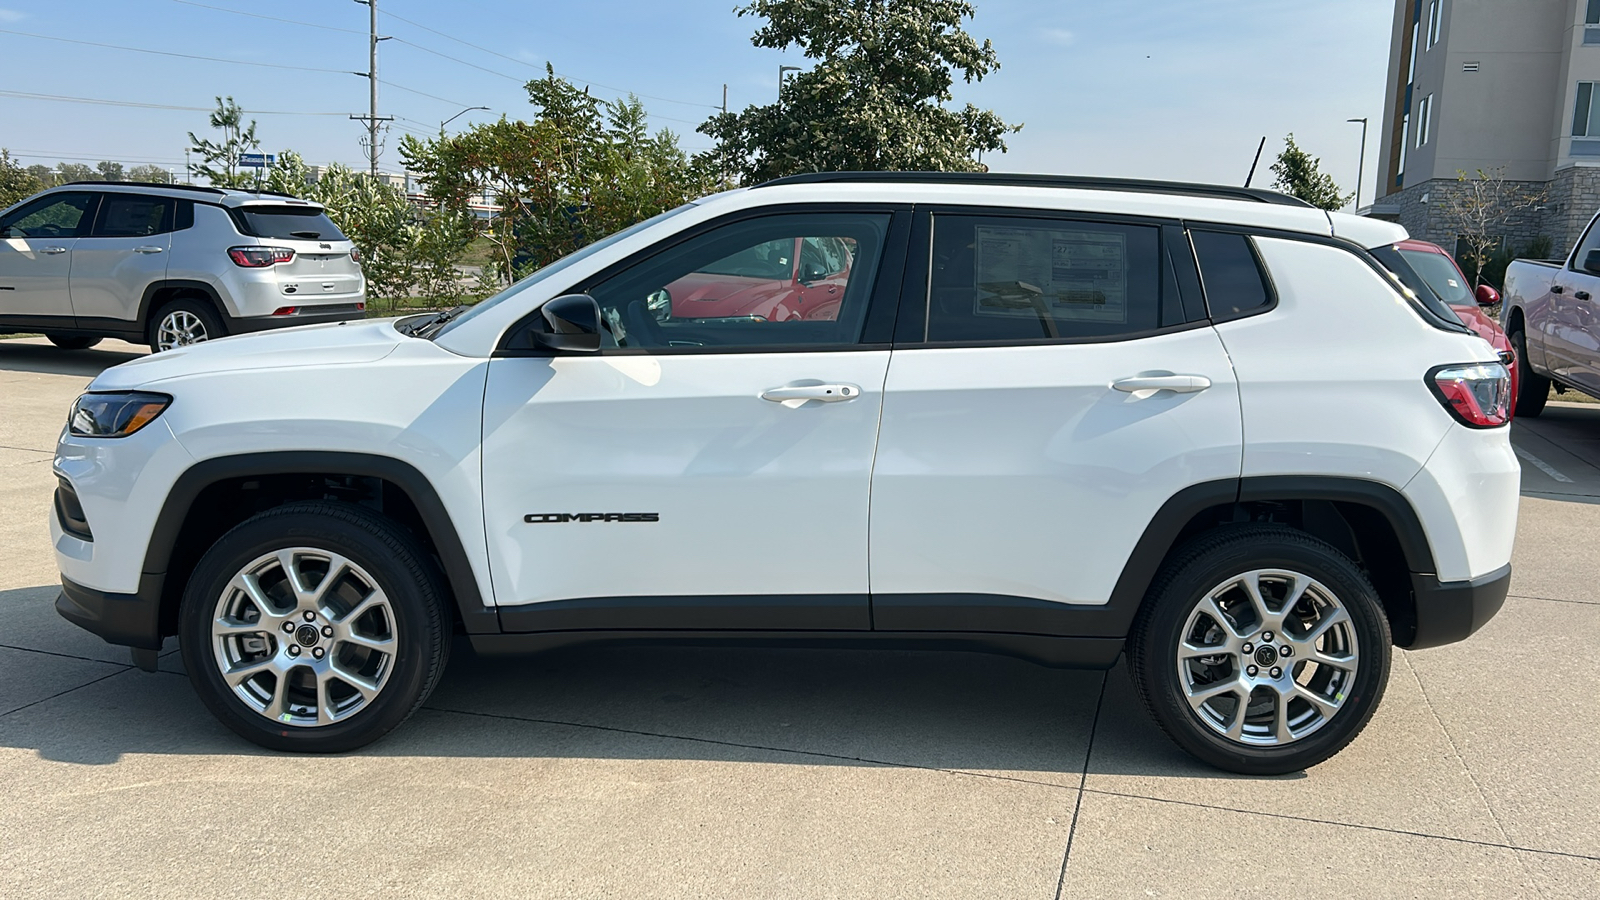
(1244, 136, 1267, 187)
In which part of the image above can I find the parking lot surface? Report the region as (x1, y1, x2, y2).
(1, 336, 1596, 898)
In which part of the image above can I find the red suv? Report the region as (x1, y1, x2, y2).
(652, 236, 855, 322)
(1394, 239, 1519, 413)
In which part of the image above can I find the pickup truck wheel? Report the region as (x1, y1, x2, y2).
(150, 298, 224, 353)
(1127, 526, 1391, 775)
(1511, 326, 1549, 417)
(179, 501, 449, 752)
(45, 334, 102, 350)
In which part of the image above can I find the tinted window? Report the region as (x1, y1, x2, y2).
(95, 195, 173, 237)
(233, 205, 347, 241)
(1399, 248, 1472, 304)
(1191, 231, 1272, 318)
(1368, 244, 1467, 331)
(1572, 215, 1600, 271)
(926, 215, 1176, 342)
(584, 212, 889, 351)
(0, 192, 96, 238)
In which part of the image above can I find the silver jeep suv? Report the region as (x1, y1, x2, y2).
(0, 181, 366, 352)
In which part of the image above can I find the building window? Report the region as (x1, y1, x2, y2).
(1588, 0, 1600, 24)
(1427, 0, 1442, 48)
(1408, 21, 1420, 82)
(1398, 113, 1410, 181)
(1575, 82, 1600, 136)
(1416, 94, 1433, 147)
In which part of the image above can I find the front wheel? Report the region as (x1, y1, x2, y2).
(1511, 326, 1549, 417)
(1127, 526, 1391, 775)
(179, 502, 450, 752)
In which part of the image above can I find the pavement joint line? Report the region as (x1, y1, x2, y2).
(0, 664, 133, 720)
(1078, 787, 1600, 864)
(1514, 445, 1575, 483)
(0, 642, 133, 667)
(1509, 592, 1600, 607)
(0, 444, 53, 455)
(1521, 490, 1600, 499)
(1053, 671, 1108, 900)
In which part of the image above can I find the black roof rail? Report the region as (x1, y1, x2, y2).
(59, 181, 227, 195)
(752, 171, 1315, 208)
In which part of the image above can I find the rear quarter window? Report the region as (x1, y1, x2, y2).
(232, 205, 347, 241)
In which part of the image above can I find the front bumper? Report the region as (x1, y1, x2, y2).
(57, 574, 166, 651)
(1406, 563, 1511, 650)
(227, 306, 366, 334)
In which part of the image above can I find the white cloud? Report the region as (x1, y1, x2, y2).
(1041, 28, 1074, 46)
(0, 9, 26, 22)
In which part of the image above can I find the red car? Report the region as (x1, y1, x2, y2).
(655, 236, 855, 322)
(1394, 239, 1519, 414)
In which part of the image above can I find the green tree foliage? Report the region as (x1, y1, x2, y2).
(95, 161, 125, 182)
(128, 164, 174, 184)
(402, 67, 714, 283)
(699, 0, 1019, 184)
(1269, 134, 1352, 211)
(53, 163, 95, 184)
(0, 149, 44, 208)
(188, 97, 261, 188)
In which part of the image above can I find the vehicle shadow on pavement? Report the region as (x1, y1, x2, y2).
(0, 612, 1260, 781)
(0, 341, 146, 377)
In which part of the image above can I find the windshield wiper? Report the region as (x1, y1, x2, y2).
(405, 304, 469, 339)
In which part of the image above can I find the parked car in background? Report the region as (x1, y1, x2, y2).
(1393, 239, 1519, 415)
(1503, 209, 1600, 415)
(0, 182, 366, 353)
(649, 235, 856, 323)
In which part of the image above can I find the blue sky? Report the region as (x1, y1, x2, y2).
(0, 0, 1392, 205)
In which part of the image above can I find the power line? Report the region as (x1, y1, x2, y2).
(0, 28, 350, 74)
(0, 89, 349, 116)
(378, 79, 467, 108)
(168, 0, 363, 35)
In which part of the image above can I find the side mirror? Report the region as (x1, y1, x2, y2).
(1584, 248, 1600, 276)
(1475, 284, 1501, 306)
(532, 293, 602, 352)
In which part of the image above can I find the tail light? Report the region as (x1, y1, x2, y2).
(228, 246, 295, 267)
(1428, 362, 1511, 428)
(350, 246, 362, 264)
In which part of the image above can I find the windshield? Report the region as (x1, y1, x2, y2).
(234, 206, 348, 241)
(1367, 245, 1470, 334)
(1399, 248, 1473, 304)
(430, 202, 698, 340)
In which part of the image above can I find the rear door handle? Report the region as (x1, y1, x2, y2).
(134, 246, 164, 254)
(1552, 284, 1565, 294)
(760, 383, 862, 407)
(40, 246, 67, 255)
(1112, 374, 1212, 394)
(1577, 290, 1592, 301)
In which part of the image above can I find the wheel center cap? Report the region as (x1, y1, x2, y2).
(295, 624, 321, 647)
(1254, 645, 1279, 668)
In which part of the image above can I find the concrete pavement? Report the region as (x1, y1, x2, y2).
(0, 336, 1596, 898)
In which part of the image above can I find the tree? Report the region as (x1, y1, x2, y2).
(0, 149, 44, 208)
(95, 161, 126, 182)
(25, 165, 54, 187)
(188, 97, 261, 188)
(53, 163, 95, 184)
(699, 0, 1019, 184)
(1269, 134, 1352, 211)
(1442, 167, 1547, 287)
(128, 164, 174, 184)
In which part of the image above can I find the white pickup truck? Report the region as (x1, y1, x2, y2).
(1503, 211, 1600, 415)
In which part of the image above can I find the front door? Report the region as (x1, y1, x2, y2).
(869, 212, 1244, 629)
(69, 193, 175, 323)
(481, 208, 907, 631)
(0, 191, 98, 321)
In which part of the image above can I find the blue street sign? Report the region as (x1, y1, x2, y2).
(237, 153, 275, 168)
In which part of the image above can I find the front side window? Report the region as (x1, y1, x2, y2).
(1575, 82, 1599, 137)
(95, 195, 173, 237)
(0, 192, 96, 238)
(584, 212, 890, 351)
(1191, 231, 1273, 319)
(925, 215, 1180, 342)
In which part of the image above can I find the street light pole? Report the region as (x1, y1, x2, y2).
(441, 106, 490, 134)
(1347, 117, 1369, 212)
(778, 65, 801, 102)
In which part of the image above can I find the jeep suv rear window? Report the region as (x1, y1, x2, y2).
(232, 205, 347, 241)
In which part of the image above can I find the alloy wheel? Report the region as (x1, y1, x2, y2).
(210, 548, 399, 727)
(156, 310, 208, 350)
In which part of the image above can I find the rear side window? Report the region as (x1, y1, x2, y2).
(232, 205, 347, 241)
(925, 215, 1181, 342)
(1191, 231, 1273, 318)
(94, 194, 173, 237)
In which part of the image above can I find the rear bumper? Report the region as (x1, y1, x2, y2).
(56, 574, 166, 650)
(227, 306, 366, 334)
(1406, 563, 1511, 650)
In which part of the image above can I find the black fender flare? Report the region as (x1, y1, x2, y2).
(138, 280, 229, 332)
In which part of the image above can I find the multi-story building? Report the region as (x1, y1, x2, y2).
(1374, 0, 1600, 256)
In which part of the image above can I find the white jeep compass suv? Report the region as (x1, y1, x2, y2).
(51, 173, 1518, 774)
(0, 181, 365, 352)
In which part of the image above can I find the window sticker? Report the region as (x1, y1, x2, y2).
(974, 226, 1129, 324)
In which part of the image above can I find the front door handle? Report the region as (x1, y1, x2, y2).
(1112, 374, 1212, 394)
(40, 246, 67, 255)
(134, 246, 164, 254)
(1552, 284, 1566, 294)
(760, 383, 862, 407)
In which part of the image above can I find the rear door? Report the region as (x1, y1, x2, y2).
(869, 210, 1243, 629)
(69, 192, 174, 323)
(0, 191, 97, 320)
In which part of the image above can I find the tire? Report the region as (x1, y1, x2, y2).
(1511, 326, 1549, 417)
(149, 297, 225, 353)
(1127, 525, 1391, 775)
(45, 334, 102, 350)
(179, 501, 450, 752)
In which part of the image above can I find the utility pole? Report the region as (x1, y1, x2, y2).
(351, 0, 394, 178)
(1347, 117, 1369, 212)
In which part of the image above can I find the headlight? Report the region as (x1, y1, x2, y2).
(68, 392, 171, 438)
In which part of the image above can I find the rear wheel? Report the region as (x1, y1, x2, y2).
(179, 502, 450, 752)
(45, 334, 102, 350)
(149, 297, 224, 353)
(1511, 325, 1549, 417)
(1128, 526, 1391, 775)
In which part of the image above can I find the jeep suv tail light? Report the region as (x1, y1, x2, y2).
(1428, 362, 1511, 428)
(228, 246, 295, 267)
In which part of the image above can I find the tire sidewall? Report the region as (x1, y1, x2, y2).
(1136, 531, 1392, 774)
(179, 510, 442, 752)
(149, 299, 224, 353)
